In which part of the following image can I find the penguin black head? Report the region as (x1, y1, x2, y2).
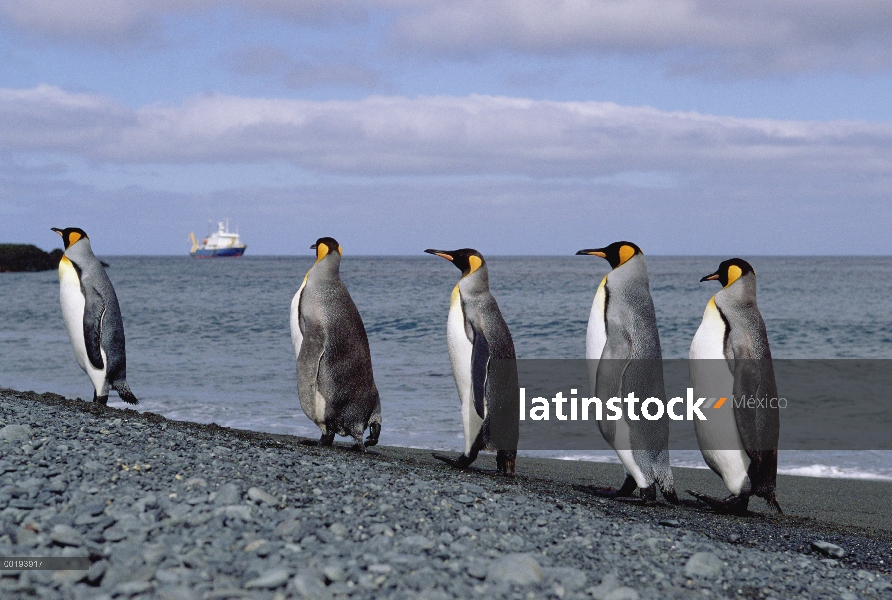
(701, 258, 755, 288)
(51, 227, 89, 250)
(576, 241, 642, 269)
(424, 248, 485, 277)
(311, 237, 342, 262)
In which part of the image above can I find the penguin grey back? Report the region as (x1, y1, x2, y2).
(712, 261, 779, 497)
(296, 238, 381, 440)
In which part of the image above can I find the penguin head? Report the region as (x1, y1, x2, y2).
(576, 241, 642, 269)
(51, 227, 89, 250)
(311, 237, 342, 263)
(424, 248, 485, 278)
(701, 258, 755, 288)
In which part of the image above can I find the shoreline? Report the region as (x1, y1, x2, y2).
(1, 388, 890, 598)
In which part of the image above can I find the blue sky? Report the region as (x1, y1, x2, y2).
(2, 1, 892, 255)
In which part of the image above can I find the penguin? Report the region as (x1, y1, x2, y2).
(290, 237, 381, 450)
(687, 258, 782, 515)
(576, 242, 677, 503)
(424, 248, 519, 475)
(51, 227, 137, 406)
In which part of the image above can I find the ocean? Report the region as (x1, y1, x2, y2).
(2, 255, 891, 480)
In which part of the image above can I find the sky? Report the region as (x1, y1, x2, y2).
(2, 0, 892, 256)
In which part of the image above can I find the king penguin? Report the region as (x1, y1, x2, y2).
(52, 227, 137, 406)
(687, 258, 782, 515)
(424, 248, 519, 475)
(290, 237, 381, 450)
(576, 242, 677, 503)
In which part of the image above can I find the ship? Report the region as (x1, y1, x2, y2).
(189, 220, 247, 258)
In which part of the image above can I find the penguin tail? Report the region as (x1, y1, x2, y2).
(764, 492, 783, 515)
(112, 380, 138, 405)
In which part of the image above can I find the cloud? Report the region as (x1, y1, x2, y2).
(392, 0, 892, 76)
(4, 1, 892, 76)
(2, 85, 892, 182)
(0, 0, 412, 44)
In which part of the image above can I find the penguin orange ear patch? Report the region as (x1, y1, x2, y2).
(618, 244, 635, 266)
(68, 231, 82, 246)
(316, 243, 329, 262)
(468, 255, 483, 274)
(726, 265, 743, 287)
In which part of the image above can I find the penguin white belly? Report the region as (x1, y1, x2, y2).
(289, 275, 307, 360)
(446, 285, 480, 455)
(59, 257, 107, 394)
(690, 298, 750, 495)
(291, 274, 328, 426)
(585, 277, 608, 361)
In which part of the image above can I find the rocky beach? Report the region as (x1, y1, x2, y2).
(1, 388, 890, 600)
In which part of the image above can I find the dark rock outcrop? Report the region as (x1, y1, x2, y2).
(0, 244, 63, 272)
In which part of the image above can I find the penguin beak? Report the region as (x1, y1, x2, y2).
(700, 272, 720, 282)
(424, 249, 453, 261)
(310, 243, 317, 249)
(51, 227, 63, 237)
(576, 249, 607, 258)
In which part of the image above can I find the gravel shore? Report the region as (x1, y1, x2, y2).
(1, 389, 890, 600)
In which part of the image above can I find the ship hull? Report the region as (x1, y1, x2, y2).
(190, 246, 247, 258)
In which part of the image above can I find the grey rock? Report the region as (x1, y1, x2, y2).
(604, 588, 640, 600)
(322, 561, 346, 583)
(486, 553, 544, 585)
(292, 570, 330, 599)
(658, 519, 680, 527)
(402, 534, 434, 550)
(50, 524, 83, 547)
(0, 425, 31, 443)
(462, 483, 485, 494)
(544, 566, 587, 591)
(811, 540, 845, 558)
(247, 486, 277, 505)
(685, 552, 724, 578)
(115, 580, 154, 595)
(214, 483, 243, 505)
(589, 573, 622, 600)
(244, 568, 291, 589)
(216, 505, 252, 520)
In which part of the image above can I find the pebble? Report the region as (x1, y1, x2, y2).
(486, 553, 544, 585)
(247, 486, 277, 505)
(685, 552, 725, 578)
(812, 540, 845, 558)
(49, 524, 82, 547)
(658, 519, 680, 527)
(214, 483, 243, 505)
(0, 424, 31, 443)
(244, 568, 291, 589)
(0, 389, 882, 600)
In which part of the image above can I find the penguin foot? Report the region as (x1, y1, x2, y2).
(350, 443, 367, 453)
(662, 488, 680, 505)
(432, 453, 473, 470)
(577, 474, 639, 500)
(764, 494, 783, 515)
(496, 450, 517, 477)
(318, 432, 335, 447)
(364, 423, 381, 448)
(686, 490, 750, 516)
(92, 393, 108, 406)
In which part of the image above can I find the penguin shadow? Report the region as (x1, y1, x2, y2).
(296, 439, 383, 456)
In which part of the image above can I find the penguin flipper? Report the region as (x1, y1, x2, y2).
(470, 328, 489, 420)
(81, 282, 107, 370)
